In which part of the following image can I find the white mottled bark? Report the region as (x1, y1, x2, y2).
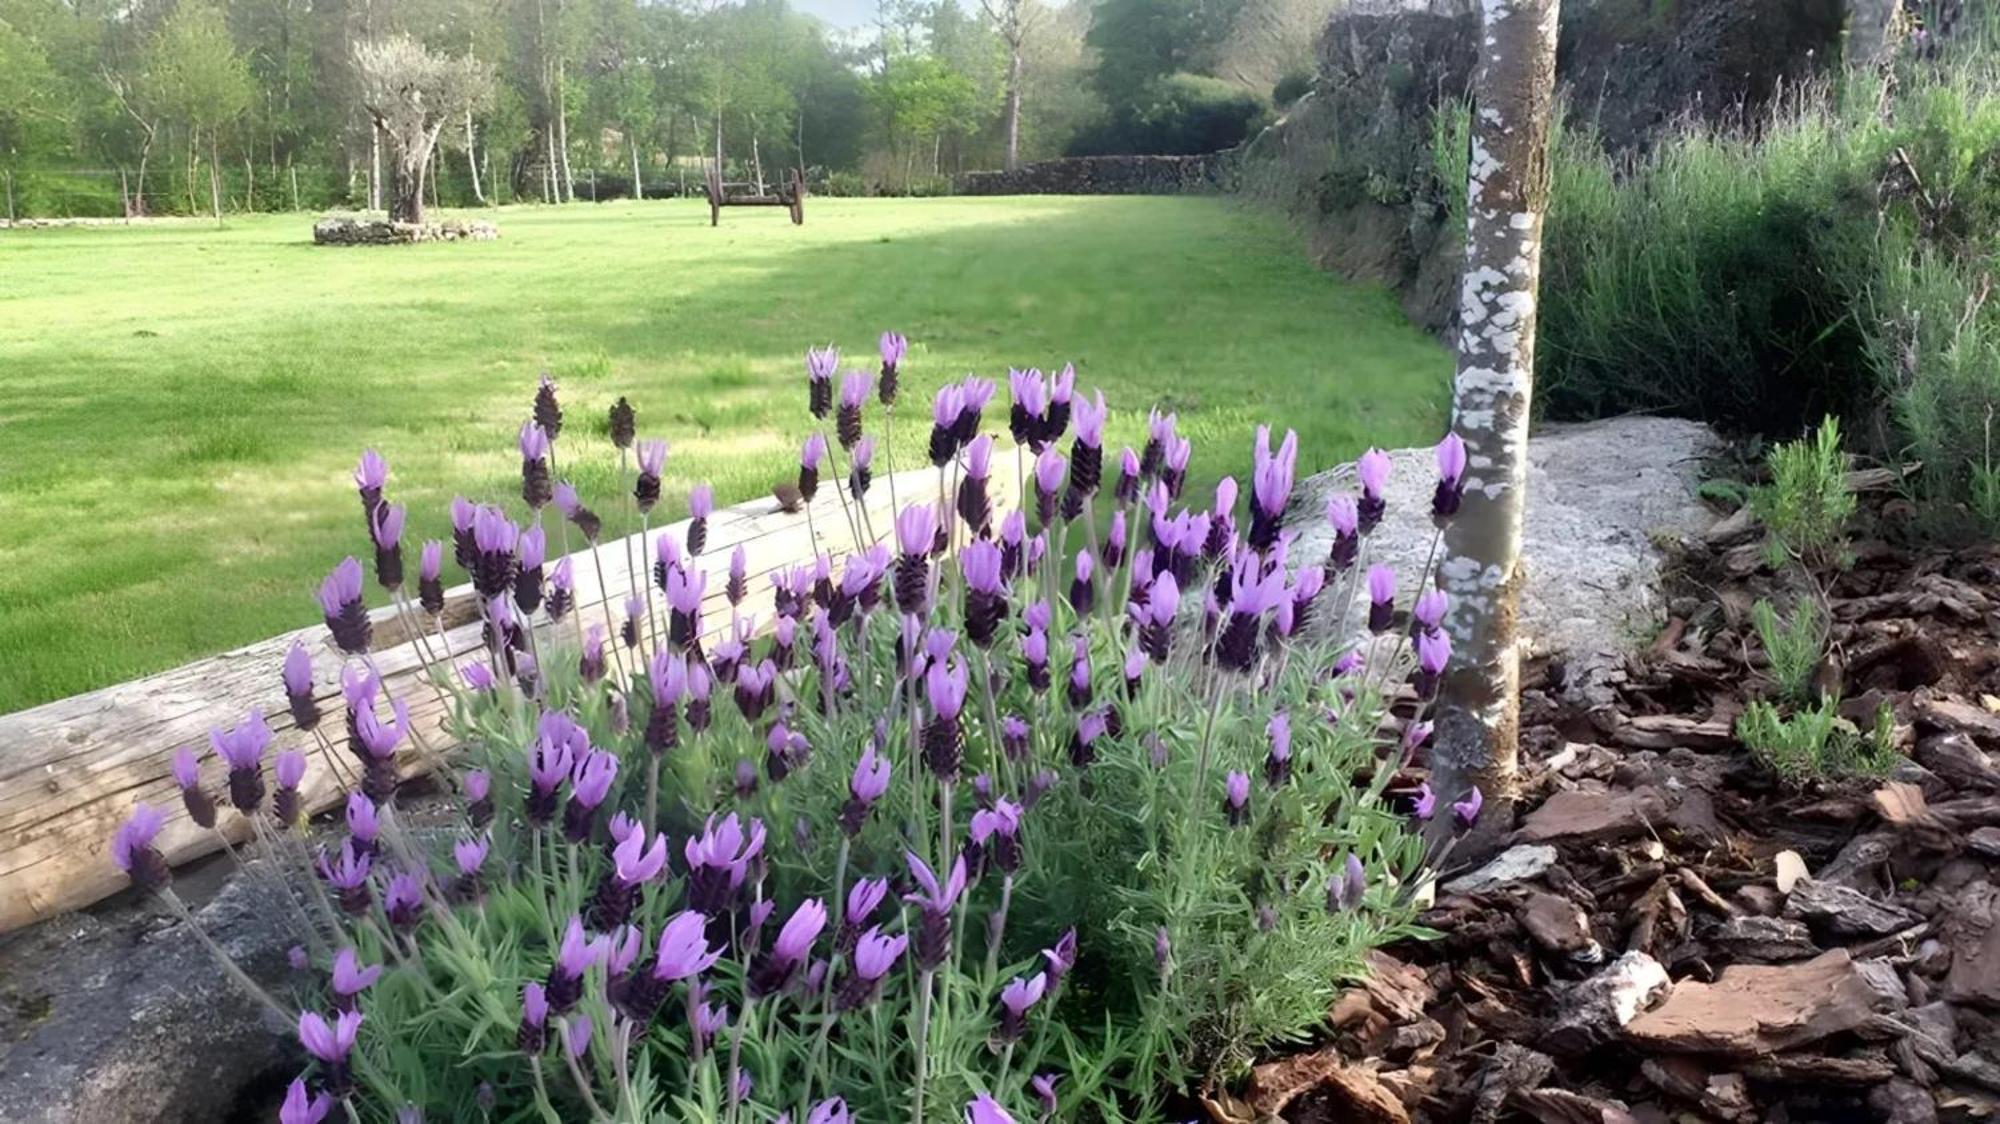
(1431, 0, 1560, 817)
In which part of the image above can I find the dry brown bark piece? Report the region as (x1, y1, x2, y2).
(1705, 914, 1820, 962)
(1786, 878, 1925, 937)
(1915, 734, 2000, 791)
(1520, 891, 1600, 960)
(1610, 714, 1738, 752)
(1639, 1057, 1756, 1122)
(1513, 786, 1667, 846)
(1624, 950, 1901, 1055)
(1546, 950, 1671, 1056)
(1509, 1088, 1641, 1124)
(1921, 695, 2000, 745)
(1943, 882, 2000, 1009)
(1742, 1052, 1898, 1084)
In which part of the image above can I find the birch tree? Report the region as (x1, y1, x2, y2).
(1430, 0, 1561, 821)
(979, 0, 1039, 171)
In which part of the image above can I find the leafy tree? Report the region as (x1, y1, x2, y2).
(1083, 0, 1243, 110)
(353, 35, 492, 223)
(143, 0, 254, 220)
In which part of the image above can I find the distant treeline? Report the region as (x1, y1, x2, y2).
(0, 0, 1338, 217)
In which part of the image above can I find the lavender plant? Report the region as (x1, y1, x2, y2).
(110, 338, 1478, 1123)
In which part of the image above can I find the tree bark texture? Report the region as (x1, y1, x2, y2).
(1431, 0, 1560, 816)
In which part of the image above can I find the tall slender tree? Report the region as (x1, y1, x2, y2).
(354, 35, 492, 223)
(1430, 0, 1561, 825)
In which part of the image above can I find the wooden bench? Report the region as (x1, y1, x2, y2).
(704, 163, 805, 227)
(0, 458, 1019, 932)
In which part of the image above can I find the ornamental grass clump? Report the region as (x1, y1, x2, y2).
(110, 340, 1480, 1123)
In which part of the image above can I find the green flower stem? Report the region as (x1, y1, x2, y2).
(910, 967, 937, 1124)
(557, 1015, 609, 1121)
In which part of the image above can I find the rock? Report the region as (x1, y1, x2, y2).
(1639, 1057, 1756, 1122)
(1705, 915, 1820, 962)
(1520, 891, 1602, 962)
(956, 154, 1225, 195)
(1287, 417, 1718, 698)
(1871, 1078, 1943, 1124)
(1513, 786, 1667, 846)
(1775, 850, 1810, 893)
(1624, 950, 1901, 1056)
(312, 214, 500, 245)
(1546, 950, 1671, 1056)
(1785, 878, 1924, 937)
(1943, 882, 2000, 1008)
(1970, 828, 2000, 858)
(0, 864, 296, 1123)
(1443, 845, 1559, 895)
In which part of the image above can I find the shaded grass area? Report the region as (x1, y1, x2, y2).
(0, 196, 1448, 712)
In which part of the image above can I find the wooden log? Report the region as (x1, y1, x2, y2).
(0, 459, 1020, 933)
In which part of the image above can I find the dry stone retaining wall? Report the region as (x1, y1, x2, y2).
(312, 215, 500, 245)
(956, 155, 1229, 196)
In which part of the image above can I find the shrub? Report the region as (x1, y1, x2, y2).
(1736, 698, 1900, 784)
(1751, 597, 1825, 705)
(109, 346, 1473, 1122)
(1755, 416, 1856, 574)
(1068, 74, 1270, 157)
(1272, 72, 1312, 107)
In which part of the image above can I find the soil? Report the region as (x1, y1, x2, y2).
(1241, 487, 2000, 1124)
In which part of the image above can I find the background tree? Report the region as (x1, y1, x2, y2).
(978, 0, 1036, 170)
(1431, 0, 1563, 824)
(142, 0, 253, 220)
(354, 34, 492, 223)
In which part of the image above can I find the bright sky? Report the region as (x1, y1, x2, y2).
(792, 0, 884, 27)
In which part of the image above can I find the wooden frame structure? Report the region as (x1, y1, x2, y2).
(0, 459, 1019, 932)
(703, 162, 805, 226)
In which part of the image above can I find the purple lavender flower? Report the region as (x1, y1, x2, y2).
(519, 422, 553, 509)
(841, 743, 892, 835)
(905, 851, 968, 971)
(210, 711, 273, 813)
(383, 868, 425, 931)
(1048, 364, 1075, 438)
(654, 910, 724, 981)
(1069, 710, 1107, 768)
(297, 1009, 362, 1094)
(544, 916, 604, 1013)
(563, 749, 619, 842)
(273, 749, 306, 824)
(924, 657, 969, 780)
(929, 383, 965, 466)
(749, 898, 827, 997)
(1137, 570, 1180, 663)
(807, 1098, 850, 1124)
(1249, 426, 1298, 550)
(1410, 782, 1438, 821)
(954, 375, 994, 444)
(1433, 431, 1467, 521)
(1366, 564, 1396, 633)
(1357, 448, 1391, 533)
(1001, 714, 1030, 762)
(519, 981, 549, 1054)
(1452, 787, 1484, 832)
(686, 482, 715, 557)
(1223, 771, 1251, 826)
(1264, 711, 1293, 787)
(1162, 434, 1192, 497)
(171, 745, 216, 830)
(318, 557, 371, 654)
(1414, 588, 1449, 633)
(608, 396, 636, 450)
(1041, 928, 1078, 990)
(806, 346, 838, 418)
(533, 373, 563, 440)
(1063, 390, 1106, 517)
(1032, 1074, 1061, 1119)
(1414, 628, 1452, 698)
(368, 502, 407, 591)
(1326, 853, 1368, 913)
(966, 1093, 1018, 1124)
(995, 971, 1047, 1043)
(345, 793, 379, 853)
(634, 439, 668, 512)
(109, 803, 170, 890)
(317, 839, 372, 914)
(280, 1077, 332, 1124)
(894, 503, 937, 614)
(353, 449, 388, 515)
(970, 798, 1025, 874)
(798, 432, 828, 504)
(331, 948, 383, 1010)
(877, 331, 907, 404)
(1033, 447, 1065, 526)
(733, 658, 778, 722)
(1022, 627, 1050, 693)
(683, 812, 766, 915)
(837, 370, 870, 449)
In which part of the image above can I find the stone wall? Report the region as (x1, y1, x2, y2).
(956, 155, 1229, 196)
(312, 215, 500, 245)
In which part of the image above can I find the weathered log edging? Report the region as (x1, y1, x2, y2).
(0, 461, 1019, 932)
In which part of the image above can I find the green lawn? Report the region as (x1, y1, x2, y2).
(0, 196, 1449, 713)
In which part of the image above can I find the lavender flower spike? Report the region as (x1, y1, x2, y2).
(1366, 564, 1396, 633)
(1224, 770, 1251, 826)
(748, 898, 827, 996)
(806, 345, 838, 418)
(1357, 448, 1392, 533)
(280, 1078, 332, 1124)
(318, 556, 371, 654)
(1433, 431, 1468, 521)
(331, 947, 383, 1009)
(905, 851, 968, 971)
(1452, 786, 1485, 831)
(110, 802, 170, 890)
(172, 745, 216, 829)
(996, 971, 1048, 1042)
(297, 1009, 362, 1066)
(966, 1093, 1019, 1124)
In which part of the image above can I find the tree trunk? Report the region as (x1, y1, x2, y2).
(1003, 43, 1024, 171)
(1430, 0, 1561, 825)
(555, 58, 575, 202)
(370, 123, 383, 211)
(466, 109, 487, 205)
(133, 127, 154, 217)
(290, 161, 300, 211)
(629, 133, 643, 201)
(245, 156, 255, 212)
(207, 134, 223, 222)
